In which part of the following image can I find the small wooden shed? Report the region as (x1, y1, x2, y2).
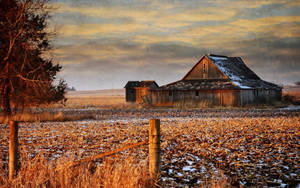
(149, 54, 282, 107)
(124, 81, 159, 103)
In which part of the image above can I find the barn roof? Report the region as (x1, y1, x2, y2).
(156, 79, 239, 90)
(155, 54, 282, 90)
(207, 54, 260, 81)
(155, 79, 281, 90)
(124, 80, 158, 88)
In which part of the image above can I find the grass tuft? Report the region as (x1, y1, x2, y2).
(0, 152, 152, 188)
(0, 112, 96, 124)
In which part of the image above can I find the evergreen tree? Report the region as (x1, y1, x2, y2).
(0, 0, 66, 116)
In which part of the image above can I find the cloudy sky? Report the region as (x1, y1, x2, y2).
(49, 0, 300, 90)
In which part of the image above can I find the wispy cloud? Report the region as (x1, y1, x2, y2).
(59, 23, 146, 36)
(50, 0, 300, 89)
(231, 16, 300, 34)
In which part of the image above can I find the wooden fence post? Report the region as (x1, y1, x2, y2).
(149, 119, 160, 179)
(9, 121, 19, 180)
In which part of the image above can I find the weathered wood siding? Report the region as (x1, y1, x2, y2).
(125, 88, 136, 102)
(222, 90, 241, 106)
(150, 91, 174, 106)
(135, 87, 150, 103)
(151, 89, 282, 107)
(241, 89, 282, 105)
(184, 57, 227, 80)
(150, 89, 242, 107)
(125, 82, 158, 103)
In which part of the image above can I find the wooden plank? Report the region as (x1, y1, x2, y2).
(9, 121, 19, 180)
(149, 119, 160, 179)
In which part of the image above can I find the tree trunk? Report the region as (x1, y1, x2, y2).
(4, 84, 12, 117)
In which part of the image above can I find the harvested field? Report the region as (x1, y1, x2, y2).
(0, 109, 299, 187)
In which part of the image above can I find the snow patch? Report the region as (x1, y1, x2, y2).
(208, 56, 228, 61)
(280, 105, 300, 110)
(214, 62, 243, 81)
(182, 166, 197, 172)
(209, 55, 246, 81)
(232, 81, 252, 89)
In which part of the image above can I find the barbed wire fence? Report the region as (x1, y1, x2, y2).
(7, 119, 161, 180)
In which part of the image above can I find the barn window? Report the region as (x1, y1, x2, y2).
(169, 91, 172, 96)
(130, 90, 134, 94)
(203, 63, 206, 72)
(195, 91, 199, 96)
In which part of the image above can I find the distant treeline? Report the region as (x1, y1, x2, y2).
(66, 86, 76, 91)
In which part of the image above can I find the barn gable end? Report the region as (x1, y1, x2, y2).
(182, 56, 228, 80)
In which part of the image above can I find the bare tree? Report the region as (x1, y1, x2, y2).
(0, 0, 66, 116)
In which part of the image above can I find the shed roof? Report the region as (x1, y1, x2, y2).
(124, 80, 158, 88)
(124, 81, 141, 88)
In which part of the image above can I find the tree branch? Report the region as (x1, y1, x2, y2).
(16, 74, 49, 83)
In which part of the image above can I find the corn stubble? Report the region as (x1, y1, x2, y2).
(0, 115, 299, 187)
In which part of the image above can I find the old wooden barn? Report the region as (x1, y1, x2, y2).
(124, 80, 158, 103)
(149, 54, 282, 107)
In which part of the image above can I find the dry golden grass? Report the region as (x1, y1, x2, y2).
(49, 95, 144, 110)
(64, 96, 125, 108)
(58, 89, 131, 109)
(0, 112, 95, 124)
(0, 152, 152, 188)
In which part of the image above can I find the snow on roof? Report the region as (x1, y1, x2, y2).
(207, 55, 260, 81)
(207, 55, 228, 61)
(232, 81, 252, 89)
(234, 80, 282, 90)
